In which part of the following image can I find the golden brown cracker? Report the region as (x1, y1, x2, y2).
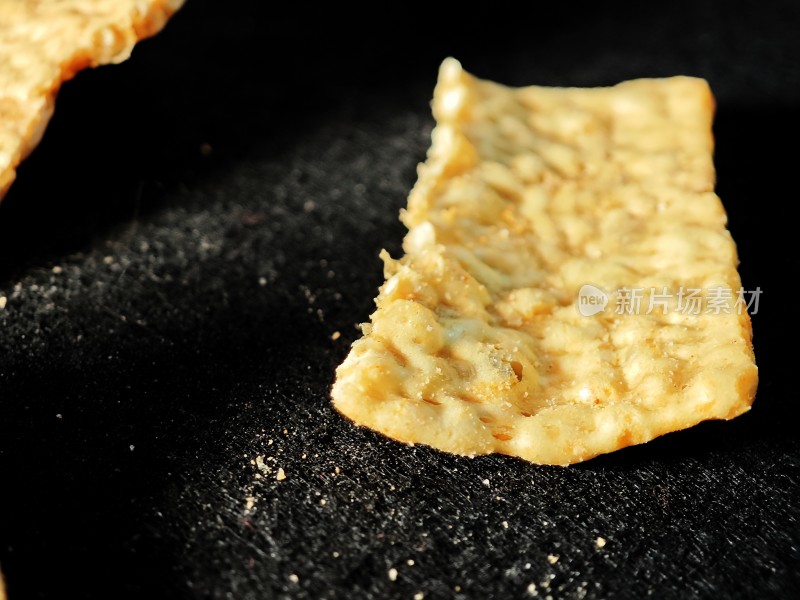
(332, 59, 757, 465)
(0, 0, 185, 198)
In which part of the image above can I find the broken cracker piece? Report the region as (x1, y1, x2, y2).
(332, 58, 757, 466)
(0, 0, 185, 199)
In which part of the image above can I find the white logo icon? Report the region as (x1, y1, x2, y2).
(577, 284, 608, 316)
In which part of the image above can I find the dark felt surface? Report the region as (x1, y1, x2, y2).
(0, 1, 799, 598)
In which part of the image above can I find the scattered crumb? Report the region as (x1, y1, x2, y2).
(320, 498, 327, 506)
(276, 468, 286, 481)
(288, 574, 299, 584)
(334, 466, 341, 474)
(407, 559, 415, 566)
(245, 496, 255, 510)
(482, 479, 490, 487)
(268, 439, 273, 445)
(56, 414, 62, 419)
(129, 445, 135, 451)
(525, 562, 531, 570)
(527, 583, 537, 596)
(255, 455, 269, 473)
(301, 453, 307, 459)
(258, 277, 268, 286)
(0, 296, 6, 310)
(454, 585, 461, 593)
(103, 256, 114, 265)
(389, 485, 396, 491)
(388, 568, 398, 582)
(502, 521, 509, 529)
(331, 331, 341, 340)
(52, 266, 62, 274)
(596, 536, 607, 548)
(547, 554, 559, 564)
(413, 593, 424, 600)
(332, 551, 340, 558)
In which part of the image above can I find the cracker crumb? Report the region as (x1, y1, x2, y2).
(332, 551, 340, 558)
(276, 468, 286, 481)
(103, 256, 114, 265)
(0, 297, 6, 310)
(527, 583, 537, 596)
(388, 568, 398, 582)
(301, 453, 307, 459)
(596, 536, 607, 548)
(547, 554, 559, 564)
(129, 445, 135, 451)
(334, 466, 341, 474)
(320, 498, 327, 506)
(331, 331, 341, 340)
(52, 266, 62, 274)
(407, 559, 415, 566)
(482, 479, 490, 487)
(502, 521, 509, 529)
(414, 593, 424, 600)
(255, 455, 269, 473)
(454, 585, 461, 592)
(56, 413, 62, 419)
(258, 277, 268, 286)
(288, 574, 299, 583)
(245, 496, 255, 510)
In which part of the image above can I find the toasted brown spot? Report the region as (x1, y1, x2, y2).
(510, 360, 523, 381)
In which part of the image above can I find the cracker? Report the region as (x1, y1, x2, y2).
(332, 58, 758, 466)
(0, 0, 185, 199)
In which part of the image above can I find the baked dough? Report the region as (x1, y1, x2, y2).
(332, 58, 757, 465)
(0, 0, 185, 199)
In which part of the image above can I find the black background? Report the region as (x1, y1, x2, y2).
(1, 1, 798, 598)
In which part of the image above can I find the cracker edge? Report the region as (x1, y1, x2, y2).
(0, 0, 186, 200)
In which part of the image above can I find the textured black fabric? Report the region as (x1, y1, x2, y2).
(0, 1, 798, 598)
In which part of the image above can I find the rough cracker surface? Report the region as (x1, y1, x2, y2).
(332, 59, 758, 466)
(0, 0, 184, 199)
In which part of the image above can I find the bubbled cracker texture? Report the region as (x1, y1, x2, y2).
(332, 58, 758, 466)
(0, 0, 185, 199)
